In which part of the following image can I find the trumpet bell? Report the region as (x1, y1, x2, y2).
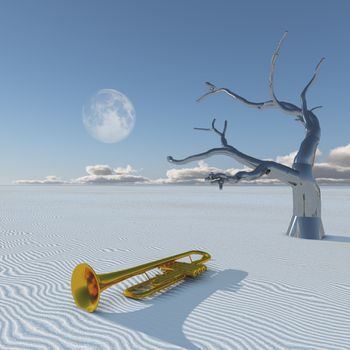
(71, 263, 101, 313)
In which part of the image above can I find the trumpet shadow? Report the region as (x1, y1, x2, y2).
(97, 269, 248, 350)
(323, 234, 350, 243)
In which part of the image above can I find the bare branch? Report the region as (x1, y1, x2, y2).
(168, 149, 299, 185)
(196, 33, 302, 119)
(310, 105, 322, 112)
(167, 147, 261, 169)
(196, 82, 217, 102)
(211, 119, 228, 146)
(168, 117, 300, 183)
(294, 115, 306, 125)
(269, 32, 302, 117)
(223, 120, 227, 134)
(289, 58, 324, 166)
(206, 164, 270, 190)
(194, 118, 229, 147)
(235, 164, 271, 181)
(193, 127, 211, 131)
(196, 31, 318, 128)
(169, 120, 263, 168)
(206, 172, 230, 190)
(197, 82, 275, 109)
(197, 80, 301, 113)
(301, 58, 325, 117)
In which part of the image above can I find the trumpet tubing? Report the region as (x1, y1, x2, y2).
(71, 250, 211, 312)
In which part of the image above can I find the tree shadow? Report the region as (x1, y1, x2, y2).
(97, 269, 248, 350)
(323, 234, 350, 243)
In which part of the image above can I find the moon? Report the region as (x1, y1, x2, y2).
(82, 89, 136, 143)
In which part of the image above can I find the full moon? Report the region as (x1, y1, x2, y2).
(82, 89, 136, 143)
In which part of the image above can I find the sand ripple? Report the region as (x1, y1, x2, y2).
(1, 186, 350, 349)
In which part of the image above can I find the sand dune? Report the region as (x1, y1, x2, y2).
(1, 185, 350, 349)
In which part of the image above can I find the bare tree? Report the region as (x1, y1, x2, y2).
(168, 32, 325, 239)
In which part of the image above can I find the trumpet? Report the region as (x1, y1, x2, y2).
(71, 250, 211, 312)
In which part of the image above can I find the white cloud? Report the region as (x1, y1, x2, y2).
(74, 165, 149, 184)
(73, 174, 149, 184)
(327, 144, 350, 167)
(313, 162, 350, 181)
(15, 165, 149, 185)
(155, 161, 221, 184)
(14, 176, 66, 185)
(276, 149, 322, 167)
(114, 164, 137, 175)
(86, 165, 114, 176)
(275, 151, 298, 167)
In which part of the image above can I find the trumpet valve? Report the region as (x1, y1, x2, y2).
(165, 262, 207, 278)
(188, 264, 207, 278)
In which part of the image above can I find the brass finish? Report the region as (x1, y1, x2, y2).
(71, 250, 211, 312)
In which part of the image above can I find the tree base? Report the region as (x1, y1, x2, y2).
(286, 216, 324, 240)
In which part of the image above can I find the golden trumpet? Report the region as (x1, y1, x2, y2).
(71, 250, 211, 312)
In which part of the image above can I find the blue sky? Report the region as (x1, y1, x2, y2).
(1, 0, 350, 184)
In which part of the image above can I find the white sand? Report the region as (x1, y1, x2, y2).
(1, 185, 350, 349)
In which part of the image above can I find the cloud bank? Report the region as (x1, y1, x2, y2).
(14, 144, 350, 185)
(14, 176, 66, 185)
(327, 144, 350, 167)
(74, 165, 149, 184)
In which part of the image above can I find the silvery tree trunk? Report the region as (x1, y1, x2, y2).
(168, 32, 325, 240)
